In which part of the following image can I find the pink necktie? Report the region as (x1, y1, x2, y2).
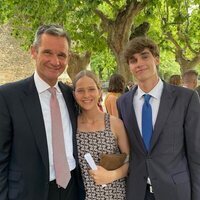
(49, 87, 71, 189)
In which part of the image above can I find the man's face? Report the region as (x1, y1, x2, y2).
(31, 33, 69, 86)
(183, 75, 198, 89)
(128, 48, 160, 84)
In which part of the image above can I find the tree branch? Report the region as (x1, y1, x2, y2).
(184, 36, 199, 54)
(166, 32, 182, 52)
(94, 9, 111, 29)
(189, 54, 200, 68)
(103, 0, 114, 8)
(116, 0, 148, 23)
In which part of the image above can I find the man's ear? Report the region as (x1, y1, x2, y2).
(30, 45, 37, 59)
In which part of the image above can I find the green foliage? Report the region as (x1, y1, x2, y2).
(0, 0, 199, 79)
(157, 1, 199, 60)
(90, 48, 116, 81)
(159, 50, 181, 80)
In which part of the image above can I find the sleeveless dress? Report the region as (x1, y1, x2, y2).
(76, 113, 126, 200)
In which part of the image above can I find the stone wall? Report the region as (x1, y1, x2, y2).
(0, 24, 35, 85)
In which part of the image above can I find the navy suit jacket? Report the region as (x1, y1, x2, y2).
(117, 82, 200, 200)
(0, 76, 84, 200)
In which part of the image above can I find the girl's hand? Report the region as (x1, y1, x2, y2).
(89, 165, 115, 185)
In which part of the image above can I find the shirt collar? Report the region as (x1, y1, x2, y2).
(34, 71, 61, 94)
(137, 78, 163, 100)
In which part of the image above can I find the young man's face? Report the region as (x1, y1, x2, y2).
(128, 48, 160, 84)
(31, 33, 69, 86)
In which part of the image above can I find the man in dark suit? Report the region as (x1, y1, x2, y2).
(117, 37, 200, 200)
(0, 25, 84, 200)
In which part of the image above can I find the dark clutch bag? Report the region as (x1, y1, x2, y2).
(99, 153, 127, 170)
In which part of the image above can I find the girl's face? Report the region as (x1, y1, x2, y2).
(74, 76, 101, 111)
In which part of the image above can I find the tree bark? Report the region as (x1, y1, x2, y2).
(67, 51, 91, 81)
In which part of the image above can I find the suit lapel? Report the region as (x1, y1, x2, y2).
(124, 88, 146, 154)
(150, 82, 176, 151)
(21, 76, 49, 173)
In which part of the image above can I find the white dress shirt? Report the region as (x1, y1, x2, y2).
(133, 79, 163, 136)
(34, 72, 76, 181)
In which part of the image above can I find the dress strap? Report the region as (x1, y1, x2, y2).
(104, 113, 111, 131)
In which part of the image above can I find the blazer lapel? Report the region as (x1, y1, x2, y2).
(124, 87, 146, 154)
(21, 76, 49, 173)
(150, 82, 176, 151)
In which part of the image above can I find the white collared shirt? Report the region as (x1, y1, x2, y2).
(34, 71, 76, 181)
(133, 78, 163, 137)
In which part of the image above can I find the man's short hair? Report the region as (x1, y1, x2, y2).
(124, 36, 160, 64)
(182, 70, 198, 83)
(33, 24, 71, 48)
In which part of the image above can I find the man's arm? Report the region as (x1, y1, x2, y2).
(184, 91, 200, 200)
(0, 90, 12, 200)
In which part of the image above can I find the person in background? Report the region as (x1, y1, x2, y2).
(0, 24, 84, 200)
(182, 69, 198, 89)
(104, 73, 126, 117)
(168, 74, 182, 86)
(125, 81, 135, 92)
(117, 36, 200, 200)
(73, 70, 130, 200)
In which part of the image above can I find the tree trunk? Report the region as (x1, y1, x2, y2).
(115, 50, 132, 81)
(67, 51, 91, 81)
(175, 50, 200, 74)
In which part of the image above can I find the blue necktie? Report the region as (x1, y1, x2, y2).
(142, 94, 153, 151)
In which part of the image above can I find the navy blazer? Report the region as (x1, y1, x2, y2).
(117, 82, 200, 200)
(0, 76, 84, 200)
